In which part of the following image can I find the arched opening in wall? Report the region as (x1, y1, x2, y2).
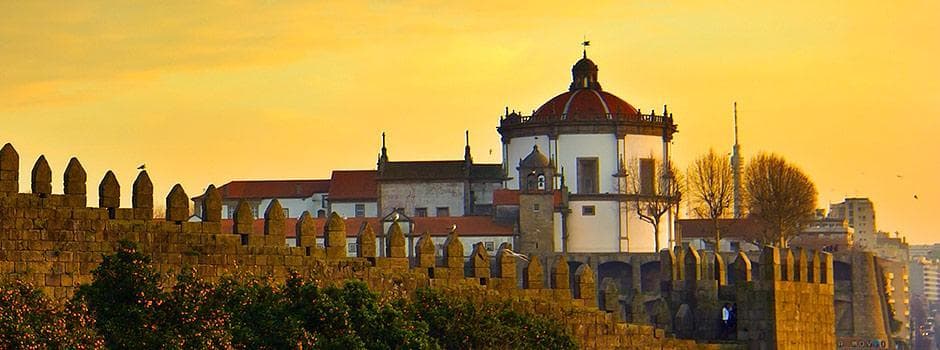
(598, 261, 633, 296)
(834, 261, 852, 281)
(835, 299, 854, 335)
(317, 209, 326, 218)
(726, 263, 737, 284)
(640, 261, 661, 293)
(567, 261, 584, 290)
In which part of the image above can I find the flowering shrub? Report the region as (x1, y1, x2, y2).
(0, 279, 102, 349)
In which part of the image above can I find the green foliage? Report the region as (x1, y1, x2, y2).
(73, 241, 166, 349)
(408, 288, 577, 350)
(6, 246, 577, 349)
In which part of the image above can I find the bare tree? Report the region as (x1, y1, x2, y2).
(743, 153, 817, 247)
(628, 158, 682, 252)
(687, 149, 734, 253)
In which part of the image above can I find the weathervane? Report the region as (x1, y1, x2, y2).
(581, 36, 590, 58)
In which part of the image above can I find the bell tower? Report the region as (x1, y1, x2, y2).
(517, 145, 557, 256)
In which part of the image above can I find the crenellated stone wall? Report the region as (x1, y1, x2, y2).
(0, 144, 721, 350)
(656, 245, 837, 349)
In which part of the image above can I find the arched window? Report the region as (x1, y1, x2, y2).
(537, 174, 546, 190)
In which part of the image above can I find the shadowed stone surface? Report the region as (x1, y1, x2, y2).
(324, 212, 346, 259)
(494, 242, 516, 280)
(0, 143, 18, 193)
(98, 171, 120, 209)
(165, 184, 189, 223)
(386, 221, 406, 258)
(201, 185, 222, 222)
(416, 232, 435, 268)
(443, 229, 463, 269)
(552, 255, 569, 290)
(264, 200, 286, 245)
(468, 242, 490, 278)
(524, 254, 544, 289)
(233, 200, 254, 235)
(357, 223, 376, 258)
(31, 156, 52, 196)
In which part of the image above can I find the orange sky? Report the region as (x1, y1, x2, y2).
(1, 1, 938, 243)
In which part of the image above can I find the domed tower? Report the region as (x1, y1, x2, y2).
(498, 52, 678, 253)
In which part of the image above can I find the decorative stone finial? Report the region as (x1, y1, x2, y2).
(551, 255, 570, 290)
(201, 185, 221, 222)
(296, 211, 316, 247)
(468, 242, 490, 278)
(357, 223, 377, 258)
(165, 184, 189, 222)
(233, 200, 254, 235)
(684, 246, 701, 282)
(416, 231, 436, 268)
(495, 242, 516, 279)
(98, 171, 120, 209)
(324, 212, 346, 259)
(524, 254, 544, 289)
(714, 253, 727, 285)
(794, 248, 809, 282)
(386, 221, 406, 258)
(132, 171, 153, 209)
(660, 248, 677, 281)
(781, 248, 796, 281)
(760, 245, 781, 281)
(63, 157, 86, 195)
(575, 264, 596, 306)
(0, 143, 18, 194)
(443, 228, 463, 269)
(264, 200, 286, 240)
(732, 251, 752, 283)
(31, 155, 52, 196)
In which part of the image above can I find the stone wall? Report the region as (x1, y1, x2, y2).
(0, 144, 720, 350)
(657, 246, 837, 349)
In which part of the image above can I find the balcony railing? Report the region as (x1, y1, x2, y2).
(499, 112, 673, 127)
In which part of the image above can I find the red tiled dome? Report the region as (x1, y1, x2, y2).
(530, 55, 639, 120)
(532, 89, 638, 120)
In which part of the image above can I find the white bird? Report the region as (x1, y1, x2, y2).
(500, 248, 529, 262)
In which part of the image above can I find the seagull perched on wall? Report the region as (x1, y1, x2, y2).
(500, 248, 529, 262)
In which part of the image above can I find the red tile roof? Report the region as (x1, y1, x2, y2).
(328, 170, 377, 201)
(219, 215, 513, 239)
(493, 189, 519, 205)
(412, 216, 513, 236)
(196, 180, 330, 200)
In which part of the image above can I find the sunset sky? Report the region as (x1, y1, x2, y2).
(1, 1, 938, 243)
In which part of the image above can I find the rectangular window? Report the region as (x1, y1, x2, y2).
(355, 204, 365, 218)
(484, 241, 495, 251)
(347, 243, 357, 254)
(639, 158, 656, 195)
(282, 208, 290, 217)
(577, 158, 599, 194)
(533, 203, 540, 212)
(415, 207, 428, 217)
(436, 207, 450, 217)
(582, 205, 596, 216)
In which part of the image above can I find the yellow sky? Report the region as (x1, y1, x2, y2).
(1, 1, 938, 243)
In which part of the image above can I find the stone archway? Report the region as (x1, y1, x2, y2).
(598, 261, 633, 295)
(640, 261, 661, 293)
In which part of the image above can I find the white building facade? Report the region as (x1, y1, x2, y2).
(499, 53, 678, 254)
